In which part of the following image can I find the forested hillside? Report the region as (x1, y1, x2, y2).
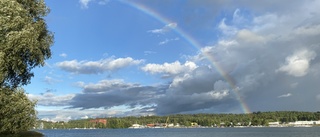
(37, 111, 320, 129)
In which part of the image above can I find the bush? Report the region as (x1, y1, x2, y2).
(0, 88, 37, 134)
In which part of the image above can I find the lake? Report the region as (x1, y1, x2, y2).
(38, 127, 320, 137)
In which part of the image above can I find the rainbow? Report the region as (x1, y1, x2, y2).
(119, 0, 251, 114)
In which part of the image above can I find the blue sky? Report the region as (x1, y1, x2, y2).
(24, 0, 320, 121)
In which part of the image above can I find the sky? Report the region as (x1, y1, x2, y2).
(24, 0, 320, 122)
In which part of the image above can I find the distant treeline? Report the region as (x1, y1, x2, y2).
(37, 111, 320, 129)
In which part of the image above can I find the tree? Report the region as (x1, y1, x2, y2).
(0, 0, 53, 88)
(0, 0, 52, 134)
(0, 88, 37, 134)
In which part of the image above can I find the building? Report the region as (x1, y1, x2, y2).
(268, 122, 280, 127)
(288, 121, 320, 126)
(268, 121, 320, 127)
(90, 119, 107, 126)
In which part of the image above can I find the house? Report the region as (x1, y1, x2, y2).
(288, 121, 320, 126)
(191, 122, 198, 127)
(90, 119, 107, 126)
(129, 124, 145, 128)
(268, 122, 280, 127)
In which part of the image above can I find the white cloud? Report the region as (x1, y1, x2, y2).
(236, 29, 266, 44)
(108, 57, 143, 70)
(56, 57, 144, 74)
(76, 79, 135, 93)
(80, 115, 89, 119)
(208, 90, 229, 100)
(28, 93, 75, 106)
(50, 115, 72, 122)
(79, 0, 92, 9)
(59, 53, 67, 58)
(38, 108, 119, 122)
(277, 49, 316, 77)
(79, 0, 109, 9)
(159, 37, 179, 45)
(232, 9, 247, 25)
(170, 74, 192, 88)
(218, 18, 238, 36)
(148, 23, 177, 34)
(277, 93, 292, 98)
(142, 61, 198, 75)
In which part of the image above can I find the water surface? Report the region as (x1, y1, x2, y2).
(39, 127, 320, 137)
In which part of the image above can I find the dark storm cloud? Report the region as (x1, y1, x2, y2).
(69, 79, 167, 109)
(155, 66, 238, 115)
(156, 90, 234, 115)
(70, 92, 139, 109)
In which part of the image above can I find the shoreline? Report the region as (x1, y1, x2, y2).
(35, 125, 320, 130)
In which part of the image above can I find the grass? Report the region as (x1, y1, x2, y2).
(0, 131, 44, 137)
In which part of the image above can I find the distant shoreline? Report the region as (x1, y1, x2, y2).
(36, 111, 320, 129)
(36, 125, 320, 130)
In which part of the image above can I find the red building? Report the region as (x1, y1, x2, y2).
(90, 119, 107, 126)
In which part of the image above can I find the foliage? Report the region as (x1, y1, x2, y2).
(0, 0, 53, 88)
(0, 88, 37, 134)
(37, 111, 320, 129)
(0, 0, 52, 134)
(0, 131, 43, 137)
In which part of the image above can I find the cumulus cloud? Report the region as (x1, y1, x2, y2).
(56, 57, 144, 74)
(28, 92, 75, 106)
(142, 61, 198, 76)
(148, 23, 177, 34)
(76, 79, 137, 93)
(277, 49, 316, 77)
